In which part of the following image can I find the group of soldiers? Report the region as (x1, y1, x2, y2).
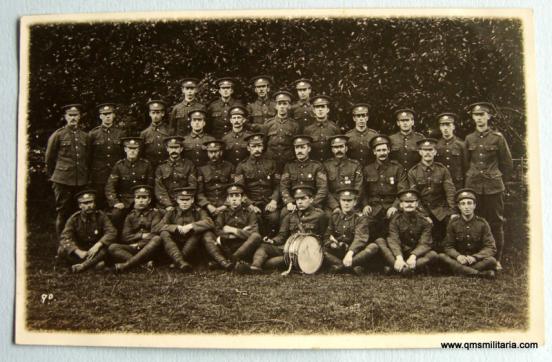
(45, 76, 513, 278)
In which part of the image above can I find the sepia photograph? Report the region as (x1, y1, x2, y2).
(15, 8, 543, 349)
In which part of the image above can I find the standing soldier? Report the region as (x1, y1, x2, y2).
(304, 95, 340, 162)
(197, 140, 235, 216)
(464, 102, 513, 271)
(435, 112, 468, 190)
(204, 183, 262, 271)
(280, 135, 328, 215)
(140, 100, 171, 169)
(323, 188, 379, 275)
(207, 77, 244, 139)
(345, 103, 379, 166)
(438, 188, 497, 279)
(246, 75, 276, 127)
(262, 90, 300, 172)
(57, 190, 116, 273)
(362, 135, 408, 240)
(249, 185, 328, 273)
(169, 77, 205, 136)
(182, 110, 216, 167)
(234, 133, 280, 236)
(89, 103, 127, 210)
(323, 135, 363, 215)
(221, 106, 252, 166)
(153, 187, 217, 272)
(45, 104, 90, 236)
(375, 189, 438, 274)
(154, 136, 198, 211)
(105, 137, 154, 227)
(407, 138, 456, 249)
(108, 185, 163, 273)
(290, 78, 316, 131)
(389, 108, 424, 171)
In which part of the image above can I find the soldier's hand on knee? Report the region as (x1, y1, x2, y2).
(249, 204, 262, 214)
(265, 200, 277, 212)
(466, 255, 477, 265)
(141, 233, 151, 240)
(287, 202, 297, 212)
(362, 205, 372, 216)
(386, 206, 398, 219)
(406, 254, 417, 269)
(207, 204, 217, 214)
(394, 256, 407, 272)
(86, 242, 103, 259)
(74, 249, 87, 259)
(114, 202, 125, 209)
(263, 237, 274, 245)
(71, 263, 85, 273)
(342, 251, 353, 267)
(215, 205, 227, 215)
(456, 255, 468, 265)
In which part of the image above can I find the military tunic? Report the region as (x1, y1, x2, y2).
(290, 100, 315, 131)
(197, 160, 235, 207)
(105, 158, 154, 208)
(323, 211, 369, 254)
(169, 99, 205, 136)
(58, 210, 117, 256)
(121, 207, 164, 245)
(387, 211, 433, 258)
(154, 158, 198, 208)
(345, 127, 379, 166)
(436, 136, 468, 189)
(323, 157, 364, 210)
(181, 131, 215, 167)
(280, 159, 328, 208)
(247, 98, 276, 126)
(234, 155, 280, 205)
(216, 205, 260, 238)
(140, 123, 171, 169)
(389, 131, 424, 171)
(443, 215, 496, 260)
(207, 97, 244, 139)
(45, 126, 90, 186)
(88, 125, 126, 185)
(262, 116, 301, 170)
(303, 120, 340, 162)
(221, 129, 252, 166)
(154, 206, 214, 234)
(273, 206, 328, 246)
(363, 160, 408, 217)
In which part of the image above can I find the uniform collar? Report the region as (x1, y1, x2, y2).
(376, 159, 390, 168)
(134, 206, 152, 216)
(191, 131, 205, 138)
(231, 128, 245, 136)
(314, 118, 328, 126)
(298, 100, 311, 106)
(276, 115, 289, 123)
(400, 130, 413, 138)
(421, 161, 435, 171)
(298, 206, 313, 217)
(176, 207, 193, 216)
(101, 125, 113, 132)
(168, 157, 181, 165)
(477, 128, 491, 137)
(441, 135, 456, 145)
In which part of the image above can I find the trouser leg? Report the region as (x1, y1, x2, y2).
(251, 243, 282, 269)
(263, 209, 280, 237)
(352, 243, 380, 267)
(52, 182, 79, 237)
(323, 248, 345, 267)
(203, 234, 229, 265)
(74, 248, 108, 272)
(109, 207, 129, 231)
(471, 256, 497, 271)
(415, 250, 438, 269)
(118, 236, 163, 271)
(160, 231, 189, 268)
(232, 233, 262, 261)
(108, 243, 135, 262)
(477, 192, 505, 262)
(431, 216, 449, 252)
(438, 253, 478, 276)
(368, 211, 389, 241)
(375, 237, 395, 266)
(91, 183, 107, 210)
(183, 232, 205, 261)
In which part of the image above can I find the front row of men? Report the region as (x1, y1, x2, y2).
(58, 181, 498, 279)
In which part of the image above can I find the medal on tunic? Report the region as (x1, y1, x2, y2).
(390, 177, 395, 185)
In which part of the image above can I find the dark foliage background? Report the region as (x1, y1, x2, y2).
(26, 17, 528, 198)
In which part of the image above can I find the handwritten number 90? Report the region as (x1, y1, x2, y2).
(40, 293, 54, 304)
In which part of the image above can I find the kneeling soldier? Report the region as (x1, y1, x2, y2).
(323, 188, 379, 275)
(375, 189, 438, 274)
(249, 185, 328, 272)
(108, 185, 163, 272)
(154, 187, 216, 272)
(204, 183, 262, 271)
(438, 188, 497, 278)
(57, 190, 117, 273)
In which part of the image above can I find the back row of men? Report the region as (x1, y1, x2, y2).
(45, 76, 513, 271)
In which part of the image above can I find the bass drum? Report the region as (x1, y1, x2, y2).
(283, 233, 324, 274)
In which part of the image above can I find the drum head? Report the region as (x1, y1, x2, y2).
(296, 235, 323, 274)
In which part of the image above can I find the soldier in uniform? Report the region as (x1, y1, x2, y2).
(221, 106, 252, 166)
(290, 78, 316, 131)
(234, 133, 280, 236)
(375, 189, 438, 274)
(57, 190, 116, 273)
(207, 77, 244, 139)
(249, 185, 329, 272)
(105, 137, 154, 228)
(407, 138, 456, 249)
(89, 103, 127, 210)
(280, 135, 328, 216)
(323, 135, 363, 215)
(345, 103, 379, 166)
(435, 113, 468, 190)
(303, 95, 340, 162)
(108, 185, 163, 272)
(204, 183, 262, 271)
(153, 187, 216, 272)
(169, 77, 205, 136)
(45, 104, 90, 236)
(323, 188, 379, 275)
(362, 135, 408, 240)
(262, 90, 300, 172)
(140, 100, 171, 169)
(197, 140, 235, 216)
(154, 136, 198, 211)
(389, 108, 424, 171)
(438, 188, 497, 278)
(246, 75, 276, 127)
(464, 102, 513, 270)
(182, 110, 216, 167)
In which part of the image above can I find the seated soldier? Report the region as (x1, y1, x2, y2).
(204, 183, 262, 271)
(108, 185, 164, 273)
(438, 188, 497, 279)
(375, 189, 438, 274)
(323, 188, 379, 275)
(153, 187, 216, 272)
(57, 190, 117, 273)
(249, 185, 328, 273)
